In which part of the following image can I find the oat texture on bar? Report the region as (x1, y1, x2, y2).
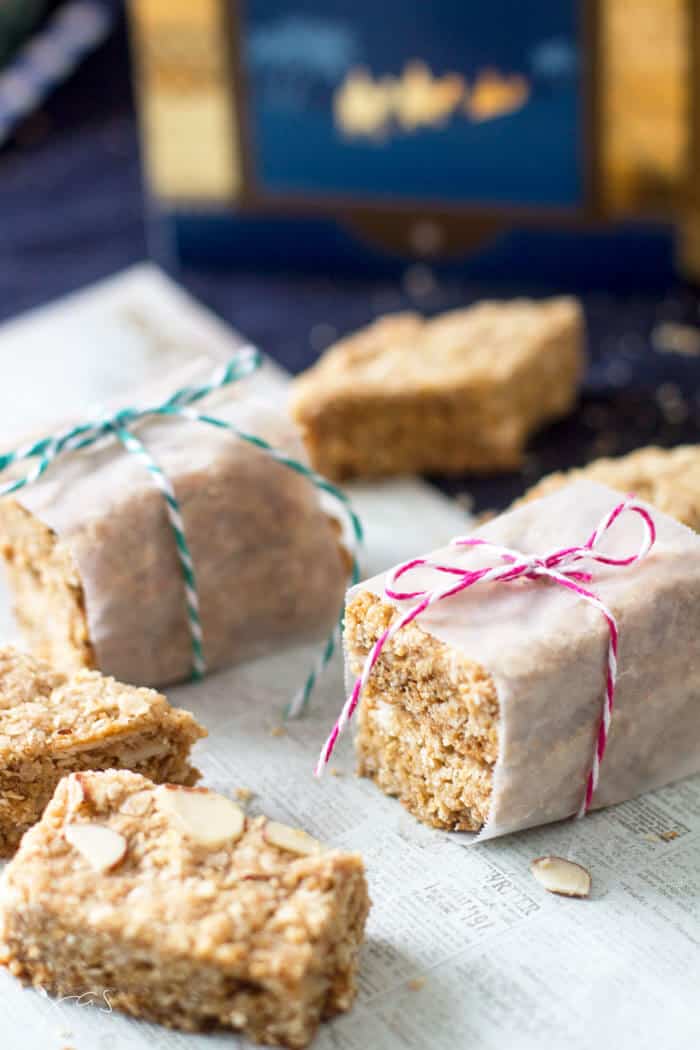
(0, 647, 205, 856)
(518, 444, 700, 531)
(291, 297, 584, 480)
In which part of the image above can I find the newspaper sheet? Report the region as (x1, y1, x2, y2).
(1, 267, 699, 1050)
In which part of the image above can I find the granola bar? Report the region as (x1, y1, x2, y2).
(0, 647, 204, 855)
(0, 395, 349, 686)
(350, 592, 498, 831)
(518, 444, 700, 530)
(0, 770, 369, 1049)
(345, 481, 700, 837)
(290, 297, 584, 480)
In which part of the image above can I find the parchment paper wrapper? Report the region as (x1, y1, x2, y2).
(4, 358, 349, 687)
(348, 480, 700, 839)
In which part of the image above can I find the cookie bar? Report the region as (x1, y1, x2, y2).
(290, 297, 584, 480)
(349, 592, 498, 832)
(0, 395, 349, 686)
(345, 481, 700, 837)
(518, 444, 700, 530)
(0, 770, 369, 1049)
(0, 647, 204, 855)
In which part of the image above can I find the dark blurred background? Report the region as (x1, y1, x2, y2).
(1, 0, 699, 512)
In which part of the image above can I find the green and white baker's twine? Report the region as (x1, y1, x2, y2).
(0, 346, 362, 714)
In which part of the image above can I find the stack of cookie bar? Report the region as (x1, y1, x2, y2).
(0, 647, 369, 1047)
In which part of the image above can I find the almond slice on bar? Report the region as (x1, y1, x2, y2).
(156, 785, 245, 847)
(264, 821, 322, 856)
(64, 823, 127, 873)
(530, 856, 591, 898)
(65, 774, 85, 811)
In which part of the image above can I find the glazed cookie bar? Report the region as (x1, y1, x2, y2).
(518, 444, 700, 530)
(0, 647, 204, 855)
(0, 770, 369, 1049)
(290, 297, 584, 479)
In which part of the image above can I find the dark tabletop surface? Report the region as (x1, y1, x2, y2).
(1, 6, 700, 515)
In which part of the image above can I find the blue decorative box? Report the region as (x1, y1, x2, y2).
(129, 0, 680, 288)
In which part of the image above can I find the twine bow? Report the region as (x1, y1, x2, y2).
(317, 497, 656, 817)
(0, 346, 362, 712)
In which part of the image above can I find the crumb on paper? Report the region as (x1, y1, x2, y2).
(660, 830, 680, 842)
(268, 725, 287, 738)
(235, 787, 254, 803)
(329, 767, 343, 778)
(407, 977, 427, 991)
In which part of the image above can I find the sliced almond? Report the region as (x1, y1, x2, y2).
(64, 823, 127, 873)
(155, 785, 245, 847)
(65, 774, 85, 811)
(264, 821, 322, 856)
(119, 789, 153, 817)
(530, 856, 591, 898)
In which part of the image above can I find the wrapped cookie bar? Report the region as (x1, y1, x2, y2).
(0, 355, 351, 688)
(322, 481, 700, 839)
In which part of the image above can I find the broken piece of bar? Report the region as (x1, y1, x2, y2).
(343, 481, 700, 837)
(290, 297, 584, 479)
(0, 770, 369, 1049)
(518, 444, 700, 531)
(0, 393, 350, 687)
(0, 647, 204, 855)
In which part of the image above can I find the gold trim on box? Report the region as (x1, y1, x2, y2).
(128, 0, 241, 203)
(679, 0, 700, 282)
(600, 0, 689, 217)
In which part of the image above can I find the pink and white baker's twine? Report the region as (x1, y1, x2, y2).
(316, 497, 657, 818)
